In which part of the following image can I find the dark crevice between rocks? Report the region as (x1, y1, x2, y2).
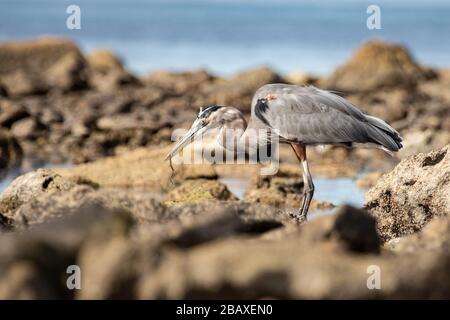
(238, 220, 283, 234)
(0, 212, 14, 231)
(168, 217, 283, 249)
(328, 205, 381, 253)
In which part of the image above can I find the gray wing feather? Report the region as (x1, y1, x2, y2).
(251, 84, 403, 151)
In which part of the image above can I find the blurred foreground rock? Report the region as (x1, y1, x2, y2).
(1, 191, 449, 298)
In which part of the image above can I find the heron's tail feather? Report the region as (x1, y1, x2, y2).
(364, 115, 403, 152)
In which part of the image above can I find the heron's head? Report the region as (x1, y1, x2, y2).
(166, 105, 239, 160)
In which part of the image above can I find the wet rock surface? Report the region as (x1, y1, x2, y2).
(0, 37, 449, 299)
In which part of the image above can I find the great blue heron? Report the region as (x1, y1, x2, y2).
(166, 84, 402, 221)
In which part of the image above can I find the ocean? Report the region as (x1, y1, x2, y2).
(0, 0, 449, 76)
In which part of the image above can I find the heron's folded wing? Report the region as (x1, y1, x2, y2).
(252, 84, 399, 149)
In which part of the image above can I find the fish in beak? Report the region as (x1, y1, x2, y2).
(165, 118, 209, 160)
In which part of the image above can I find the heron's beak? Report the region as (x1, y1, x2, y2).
(165, 119, 208, 160)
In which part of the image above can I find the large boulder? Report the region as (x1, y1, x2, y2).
(0, 169, 82, 219)
(86, 49, 139, 92)
(323, 40, 436, 92)
(0, 37, 88, 96)
(365, 145, 450, 240)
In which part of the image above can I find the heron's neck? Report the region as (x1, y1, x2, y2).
(217, 119, 248, 154)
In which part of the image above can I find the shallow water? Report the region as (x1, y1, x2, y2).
(218, 175, 365, 208)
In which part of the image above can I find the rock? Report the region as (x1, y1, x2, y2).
(346, 88, 411, 124)
(284, 70, 318, 85)
(11, 117, 44, 139)
(0, 37, 88, 96)
(145, 69, 214, 95)
(365, 145, 450, 241)
(1, 186, 450, 299)
(56, 146, 217, 192)
(76, 201, 285, 299)
(244, 170, 334, 211)
(418, 69, 450, 105)
(0, 70, 45, 97)
(0, 202, 134, 299)
(0, 128, 22, 171)
(89, 68, 139, 92)
(0, 169, 79, 219)
(0, 261, 57, 299)
(76, 234, 137, 299)
(0, 100, 30, 127)
(356, 172, 384, 189)
(96, 113, 166, 131)
(86, 50, 125, 72)
(200, 66, 284, 112)
(86, 50, 139, 92)
(323, 40, 436, 92)
(0, 165, 172, 228)
(46, 51, 88, 92)
(329, 205, 381, 253)
(13, 185, 168, 228)
(165, 179, 238, 205)
(397, 129, 450, 158)
(386, 214, 450, 253)
(137, 227, 450, 299)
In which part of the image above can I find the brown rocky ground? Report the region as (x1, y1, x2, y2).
(0, 37, 449, 299)
(0, 37, 448, 171)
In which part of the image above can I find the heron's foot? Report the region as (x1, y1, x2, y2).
(288, 211, 307, 223)
(288, 187, 313, 223)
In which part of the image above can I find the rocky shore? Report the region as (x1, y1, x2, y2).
(0, 37, 449, 299)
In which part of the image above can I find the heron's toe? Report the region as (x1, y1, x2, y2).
(287, 211, 307, 223)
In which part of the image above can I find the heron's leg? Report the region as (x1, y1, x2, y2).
(290, 144, 315, 221)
